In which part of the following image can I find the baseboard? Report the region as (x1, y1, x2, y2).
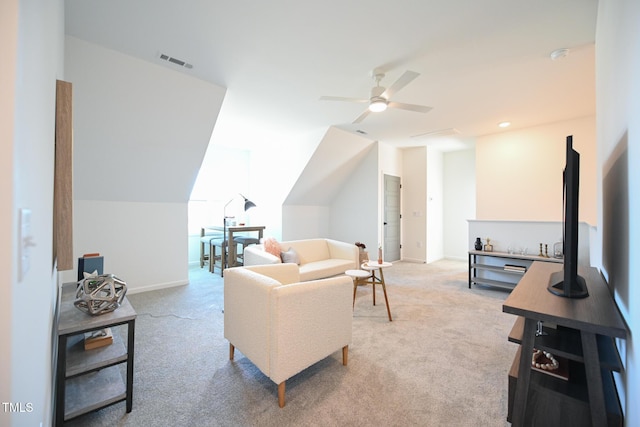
(127, 279, 188, 295)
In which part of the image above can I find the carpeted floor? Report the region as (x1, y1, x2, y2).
(65, 260, 515, 427)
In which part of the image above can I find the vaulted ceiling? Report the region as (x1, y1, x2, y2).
(65, 0, 597, 152)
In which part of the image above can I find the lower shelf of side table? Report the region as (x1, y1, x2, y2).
(508, 347, 622, 427)
(66, 332, 128, 377)
(64, 364, 127, 421)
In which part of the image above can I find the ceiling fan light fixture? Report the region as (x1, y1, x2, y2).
(369, 98, 388, 112)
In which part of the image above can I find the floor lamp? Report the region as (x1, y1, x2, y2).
(223, 194, 257, 269)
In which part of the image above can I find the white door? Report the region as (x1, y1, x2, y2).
(384, 174, 401, 262)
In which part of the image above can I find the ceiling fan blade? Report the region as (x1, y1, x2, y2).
(319, 96, 369, 103)
(352, 109, 371, 124)
(388, 101, 432, 114)
(381, 70, 420, 99)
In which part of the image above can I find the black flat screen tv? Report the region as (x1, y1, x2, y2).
(547, 135, 589, 298)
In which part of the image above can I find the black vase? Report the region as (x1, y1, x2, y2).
(474, 238, 483, 250)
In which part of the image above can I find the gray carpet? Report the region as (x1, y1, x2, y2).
(65, 260, 514, 427)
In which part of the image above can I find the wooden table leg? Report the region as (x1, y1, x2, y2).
(378, 268, 392, 321)
(126, 319, 135, 412)
(226, 229, 234, 269)
(352, 279, 357, 308)
(55, 335, 67, 426)
(581, 331, 606, 426)
(200, 228, 206, 268)
(512, 317, 536, 427)
(372, 271, 377, 306)
(468, 253, 472, 288)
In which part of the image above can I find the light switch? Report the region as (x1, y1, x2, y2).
(18, 208, 34, 282)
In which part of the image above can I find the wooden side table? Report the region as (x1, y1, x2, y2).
(354, 261, 393, 321)
(56, 283, 136, 426)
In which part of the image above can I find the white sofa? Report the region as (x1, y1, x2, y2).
(243, 238, 358, 281)
(224, 263, 353, 407)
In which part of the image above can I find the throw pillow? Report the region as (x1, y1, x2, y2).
(280, 247, 300, 265)
(263, 237, 281, 258)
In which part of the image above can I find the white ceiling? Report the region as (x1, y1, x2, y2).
(65, 0, 597, 151)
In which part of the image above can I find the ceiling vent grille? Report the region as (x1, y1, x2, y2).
(159, 53, 193, 69)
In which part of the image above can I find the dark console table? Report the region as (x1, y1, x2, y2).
(55, 283, 136, 426)
(503, 262, 627, 427)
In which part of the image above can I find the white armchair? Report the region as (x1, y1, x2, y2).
(224, 263, 353, 407)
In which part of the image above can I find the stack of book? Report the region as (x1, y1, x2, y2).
(504, 264, 527, 273)
(84, 328, 113, 350)
(77, 253, 104, 281)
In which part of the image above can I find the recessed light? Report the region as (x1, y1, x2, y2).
(498, 121, 511, 128)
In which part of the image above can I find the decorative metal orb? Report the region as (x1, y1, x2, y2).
(74, 273, 127, 316)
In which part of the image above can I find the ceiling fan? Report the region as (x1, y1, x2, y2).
(320, 70, 433, 124)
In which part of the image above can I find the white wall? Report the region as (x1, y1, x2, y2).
(65, 36, 225, 203)
(250, 130, 325, 242)
(595, 1, 639, 423)
(282, 205, 331, 240)
(190, 146, 251, 225)
(426, 148, 444, 263)
(443, 148, 476, 260)
(401, 147, 452, 262)
(402, 147, 427, 262)
(476, 116, 596, 224)
(63, 37, 224, 291)
(2, 1, 65, 426)
(67, 201, 188, 293)
(280, 127, 375, 242)
(0, 0, 18, 417)
(330, 144, 379, 252)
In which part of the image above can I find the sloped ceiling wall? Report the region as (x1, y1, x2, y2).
(284, 127, 374, 206)
(67, 36, 226, 203)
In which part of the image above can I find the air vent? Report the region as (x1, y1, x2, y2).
(158, 53, 193, 69)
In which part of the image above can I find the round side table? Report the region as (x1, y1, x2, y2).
(345, 269, 372, 308)
(357, 261, 393, 321)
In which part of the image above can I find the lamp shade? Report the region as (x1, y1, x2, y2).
(240, 194, 256, 211)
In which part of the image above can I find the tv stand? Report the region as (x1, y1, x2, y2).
(503, 262, 627, 426)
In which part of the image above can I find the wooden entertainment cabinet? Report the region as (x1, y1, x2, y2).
(503, 262, 627, 426)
